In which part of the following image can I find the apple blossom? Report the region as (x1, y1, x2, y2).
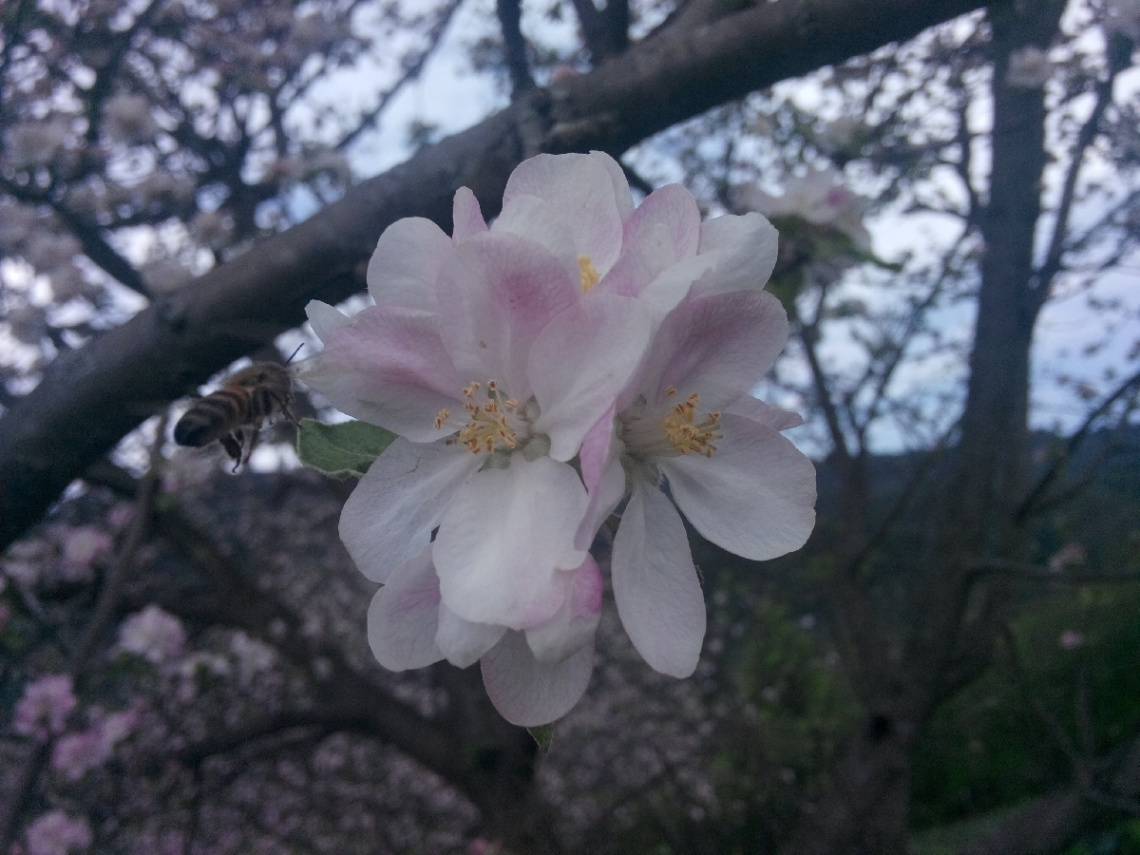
(116, 605, 186, 665)
(579, 288, 816, 678)
(14, 674, 76, 741)
(24, 811, 91, 855)
(303, 150, 813, 725)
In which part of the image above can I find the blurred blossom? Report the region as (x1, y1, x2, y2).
(1058, 629, 1087, 650)
(816, 116, 864, 156)
(190, 209, 234, 251)
(102, 93, 159, 142)
(5, 119, 73, 169)
(174, 652, 233, 701)
(14, 675, 77, 741)
(229, 631, 275, 681)
(117, 605, 187, 664)
(23, 232, 82, 275)
(1006, 47, 1052, 88)
(1048, 541, 1086, 573)
(5, 304, 50, 347)
(58, 525, 113, 571)
(0, 202, 39, 246)
(736, 166, 872, 250)
(48, 264, 93, 303)
(1106, 0, 1140, 42)
(51, 708, 138, 781)
(136, 173, 195, 207)
(25, 811, 92, 855)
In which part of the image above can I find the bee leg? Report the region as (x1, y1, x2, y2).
(239, 425, 262, 471)
(223, 437, 245, 472)
(280, 401, 299, 427)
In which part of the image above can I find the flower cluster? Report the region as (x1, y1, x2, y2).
(303, 152, 816, 725)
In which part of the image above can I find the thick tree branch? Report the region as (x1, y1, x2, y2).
(0, 0, 986, 552)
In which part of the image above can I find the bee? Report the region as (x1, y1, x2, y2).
(174, 345, 301, 472)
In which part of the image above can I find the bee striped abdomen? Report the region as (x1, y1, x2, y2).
(173, 387, 253, 447)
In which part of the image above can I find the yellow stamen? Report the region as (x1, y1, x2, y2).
(447, 379, 521, 454)
(662, 392, 722, 457)
(579, 256, 600, 294)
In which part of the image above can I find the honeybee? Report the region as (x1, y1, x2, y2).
(174, 345, 301, 472)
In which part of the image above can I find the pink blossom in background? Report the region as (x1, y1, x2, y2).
(116, 605, 186, 665)
(24, 811, 92, 855)
(51, 708, 138, 781)
(735, 165, 871, 251)
(57, 525, 112, 576)
(13, 675, 76, 741)
(1058, 630, 1087, 650)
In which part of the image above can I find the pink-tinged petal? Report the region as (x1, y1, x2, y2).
(530, 294, 652, 461)
(621, 184, 701, 262)
(340, 439, 480, 583)
(595, 184, 700, 300)
(452, 186, 488, 241)
(492, 194, 582, 284)
(575, 453, 626, 551)
(434, 456, 588, 629)
(305, 306, 464, 440)
(663, 413, 816, 560)
(579, 405, 618, 494)
(612, 475, 706, 678)
(366, 544, 444, 670)
(644, 290, 789, 413)
(692, 212, 779, 297)
(435, 603, 506, 668)
(634, 253, 721, 321)
(726, 396, 805, 431)
(574, 408, 625, 550)
(305, 300, 352, 344)
(481, 630, 594, 726)
(366, 217, 451, 311)
(502, 153, 625, 274)
(524, 555, 603, 662)
(437, 233, 580, 396)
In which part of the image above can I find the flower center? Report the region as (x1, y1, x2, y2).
(435, 380, 542, 456)
(622, 388, 722, 459)
(579, 256, 600, 294)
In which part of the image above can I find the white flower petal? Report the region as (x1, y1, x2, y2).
(366, 217, 452, 310)
(366, 545, 444, 670)
(481, 630, 595, 726)
(434, 456, 588, 629)
(726, 396, 805, 430)
(693, 212, 779, 297)
(340, 438, 479, 583)
(575, 447, 626, 551)
(492, 193, 581, 284)
(524, 555, 603, 663)
(664, 413, 816, 560)
(645, 289, 789, 413)
(530, 293, 652, 461)
(305, 300, 352, 344)
(303, 306, 465, 440)
(452, 186, 488, 241)
(501, 153, 625, 273)
(435, 602, 506, 668)
(612, 476, 706, 677)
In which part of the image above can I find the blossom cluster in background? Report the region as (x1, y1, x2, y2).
(303, 151, 817, 726)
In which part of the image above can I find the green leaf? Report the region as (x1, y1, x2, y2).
(296, 418, 397, 478)
(527, 724, 555, 752)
